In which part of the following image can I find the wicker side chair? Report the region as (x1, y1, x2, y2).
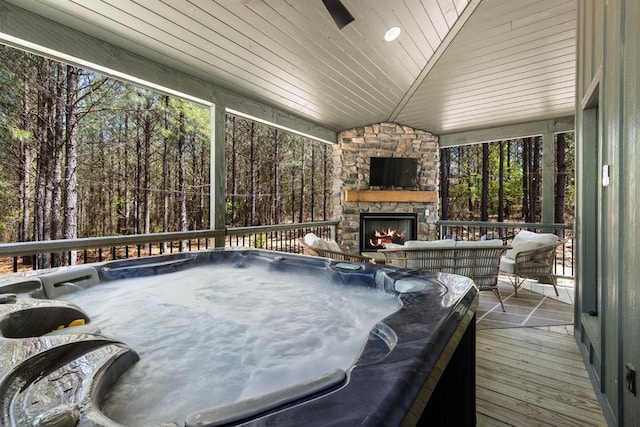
(500, 239, 567, 297)
(454, 245, 510, 312)
(297, 239, 373, 263)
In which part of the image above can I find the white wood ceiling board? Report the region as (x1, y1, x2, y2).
(403, 0, 447, 52)
(435, 35, 575, 73)
(83, 1, 319, 107)
(437, 0, 462, 27)
(437, 97, 575, 128)
(453, 0, 470, 15)
(394, 0, 576, 134)
(349, 1, 425, 74)
(405, 58, 575, 109)
(11, 0, 318, 113)
(424, 80, 576, 114)
(423, 0, 452, 39)
(2, 0, 576, 136)
(425, 54, 576, 93)
(241, 0, 412, 122)
(178, 1, 389, 120)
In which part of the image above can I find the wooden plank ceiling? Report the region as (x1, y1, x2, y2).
(4, 0, 576, 136)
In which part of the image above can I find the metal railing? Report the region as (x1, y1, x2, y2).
(0, 221, 338, 274)
(438, 220, 574, 278)
(225, 221, 335, 252)
(0, 220, 574, 278)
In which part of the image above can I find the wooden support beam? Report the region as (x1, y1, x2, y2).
(344, 190, 437, 203)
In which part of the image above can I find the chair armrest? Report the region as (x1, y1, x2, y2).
(513, 239, 566, 276)
(514, 239, 566, 263)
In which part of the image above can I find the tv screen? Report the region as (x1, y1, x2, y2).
(369, 157, 418, 188)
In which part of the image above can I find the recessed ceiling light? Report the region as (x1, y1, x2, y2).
(384, 27, 401, 42)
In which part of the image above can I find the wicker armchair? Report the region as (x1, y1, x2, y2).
(297, 239, 373, 263)
(500, 239, 567, 297)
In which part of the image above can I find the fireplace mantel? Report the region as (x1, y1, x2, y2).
(344, 190, 437, 203)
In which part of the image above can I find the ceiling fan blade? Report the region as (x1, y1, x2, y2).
(321, 0, 354, 30)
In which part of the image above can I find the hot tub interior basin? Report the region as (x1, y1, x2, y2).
(0, 249, 478, 426)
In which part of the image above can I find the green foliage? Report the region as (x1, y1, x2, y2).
(0, 179, 20, 241)
(251, 233, 266, 249)
(8, 126, 32, 143)
(224, 114, 333, 227)
(442, 136, 574, 223)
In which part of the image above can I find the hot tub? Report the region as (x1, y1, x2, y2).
(0, 249, 478, 426)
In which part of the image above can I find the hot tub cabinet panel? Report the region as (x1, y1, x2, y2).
(0, 249, 478, 426)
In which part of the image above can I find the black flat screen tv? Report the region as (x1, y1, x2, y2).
(369, 157, 418, 188)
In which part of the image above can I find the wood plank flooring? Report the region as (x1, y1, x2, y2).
(476, 327, 607, 426)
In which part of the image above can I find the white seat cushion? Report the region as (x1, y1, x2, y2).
(505, 230, 559, 259)
(499, 256, 515, 273)
(404, 239, 456, 248)
(303, 233, 328, 250)
(383, 242, 404, 249)
(324, 240, 342, 252)
(455, 240, 504, 248)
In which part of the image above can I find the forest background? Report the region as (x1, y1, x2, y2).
(0, 45, 574, 250)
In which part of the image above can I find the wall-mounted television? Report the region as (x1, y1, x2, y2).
(369, 157, 418, 188)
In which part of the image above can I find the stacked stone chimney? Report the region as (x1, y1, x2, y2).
(332, 122, 440, 254)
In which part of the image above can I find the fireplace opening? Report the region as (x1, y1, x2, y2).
(359, 213, 418, 253)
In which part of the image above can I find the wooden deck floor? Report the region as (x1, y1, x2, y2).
(476, 327, 607, 426)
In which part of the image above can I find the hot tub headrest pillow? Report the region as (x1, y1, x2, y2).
(504, 230, 559, 259)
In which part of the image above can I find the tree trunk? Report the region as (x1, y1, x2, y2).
(273, 129, 280, 224)
(310, 144, 316, 221)
(19, 74, 33, 243)
(298, 141, 305, 223)
(290, 169, 296, 225)
(178, 109, 188, 250)
(123, 115, 131, 234)
(161, 96, 170, 251)
(135, 104, 142, 234)
(555, 133, 567, 230)
(51, 63, 65, 266)
(498, 141, 505, 223)
(230, 116, 238, 225)
(64, 66, 79, 264)
(249, 122, 257, 225)
(38, 59, 55, 268)
(467, 153, 473, 217)
(481, 143, 489, 223)
(505, 140, 511, 218)
(522, 138, 530, 221)
(143, 96, 153, 241)
(440, 147, 449, 220)
(323, 144, 328, 221)
(531, 136, 541, 222)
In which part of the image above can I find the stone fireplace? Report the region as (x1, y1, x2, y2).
(332, 122, 439, 255)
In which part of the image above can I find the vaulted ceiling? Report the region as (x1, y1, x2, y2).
(1, 0, 576, 136)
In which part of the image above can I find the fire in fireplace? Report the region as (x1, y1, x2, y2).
(369, 228, 406, 248)
(359, 213, 418, 253)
